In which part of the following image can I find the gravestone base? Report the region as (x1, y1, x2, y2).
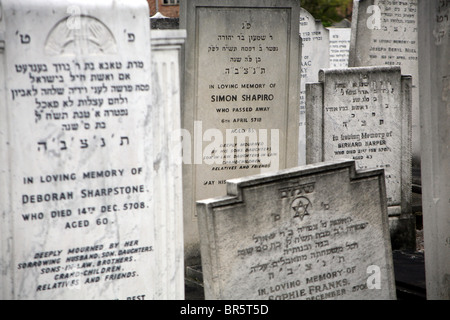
(185, 265, 205, 300)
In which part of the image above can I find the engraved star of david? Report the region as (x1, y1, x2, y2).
(291, 196, 311, 221)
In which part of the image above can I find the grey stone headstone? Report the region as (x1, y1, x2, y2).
(417, 0, 450, 300)
(299, 8, 330, 165)
(349, 0, 420, 186)
(306, 66, 414, 250)
(0, 0, 184, 299)
(180, 0, 300, 267)
(197, 159, 396, 300)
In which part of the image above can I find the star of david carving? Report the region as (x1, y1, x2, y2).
(291, 196, 312, 221)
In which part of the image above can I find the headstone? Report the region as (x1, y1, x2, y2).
(151, 29, 187, 300)
(349, 0, 420, 186)
(0, 0, 184, 300)
(417, 0, 450, 300)
(328, 27, 351, 68)
(299, 8, 330, 165)
(306, 66, 414, 250)
(180, 0, 300, 266)
(197, 159, 396, 300)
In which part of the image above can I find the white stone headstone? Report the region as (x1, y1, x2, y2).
(299, 8, 330, 165)
(197, 159, 396, 300)
(328, 27, 351, 68)
(349, 0, 420, 183)
(0, 0, 184, 300)
(306, 66, 414, 250)
(417, 0, 450, 300)
(180, 0, 300, 266)
(151, 29, 187, 300)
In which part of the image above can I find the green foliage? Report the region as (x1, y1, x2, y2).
(301, 0, 353, 27)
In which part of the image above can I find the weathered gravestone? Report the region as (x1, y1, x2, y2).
(417, 0, 450, 300)
(349, 0, 420, 186)
(151, 29, 186, 300)
(328, 27, 351, 68)
(0, 0, 184, 299)
(197, 159, 396, 300)
(306, 66, 414, 250)
(180, 0, 300, 266)
(299, 8, 330, 165)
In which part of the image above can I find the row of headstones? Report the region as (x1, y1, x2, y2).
(0, 0, 447, 300)
(184, 0, 446, 300)
(183, 0, 408, 300)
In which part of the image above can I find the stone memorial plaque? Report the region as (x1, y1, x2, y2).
(417, 0, 450, 300)
(349, 0, 420, 183)
(306, 66, 413, 249)
(328, 27, 351, 68)
(197, 159, 396, 300)
(299, 8, 330, 165)
(0, 0, 182, 300)
(181, 0, 300, 265)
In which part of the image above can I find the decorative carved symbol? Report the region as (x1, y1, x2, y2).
(291, 196, 312, 221)
(45, 15, 117, 55)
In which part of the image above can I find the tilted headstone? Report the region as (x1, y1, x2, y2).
(349, 0, 420, 186)
(417, 0, 450, 300)
(306, 66, 414, 250)
(197, 159, 396, 300)
(328, 27, 351, 68)
(180, 0, 300, 266)
(299, 8, 330, 165)
(0, 0, 184, 299)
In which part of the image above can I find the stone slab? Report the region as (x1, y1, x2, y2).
(197, 159, 396, 300)
(306, 66, 414, 250)
(349, 0, 420, 180)
(417, 0, 450, 300)
(328, 27, 351, 68)
(151, 29, 187, 300)
(0, 0, 183, 300)
(299, 8, 330, 165)
(180, 0, 300, 266)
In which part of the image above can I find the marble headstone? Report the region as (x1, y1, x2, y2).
(197, 159, 396, 300)
(180, 0, 300, 266)
(349, 0, 420, 185)
(0, 0, 184, 300)
(417, 0, 450, 300)
(151, 29, 187, 300)
(299, 8, 330, 165)
(328, 27, 351, 68)
(306, 66, 414, 250)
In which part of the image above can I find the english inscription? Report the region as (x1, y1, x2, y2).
(0, 1, 154, 299)
(195, 7, 293, 208)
